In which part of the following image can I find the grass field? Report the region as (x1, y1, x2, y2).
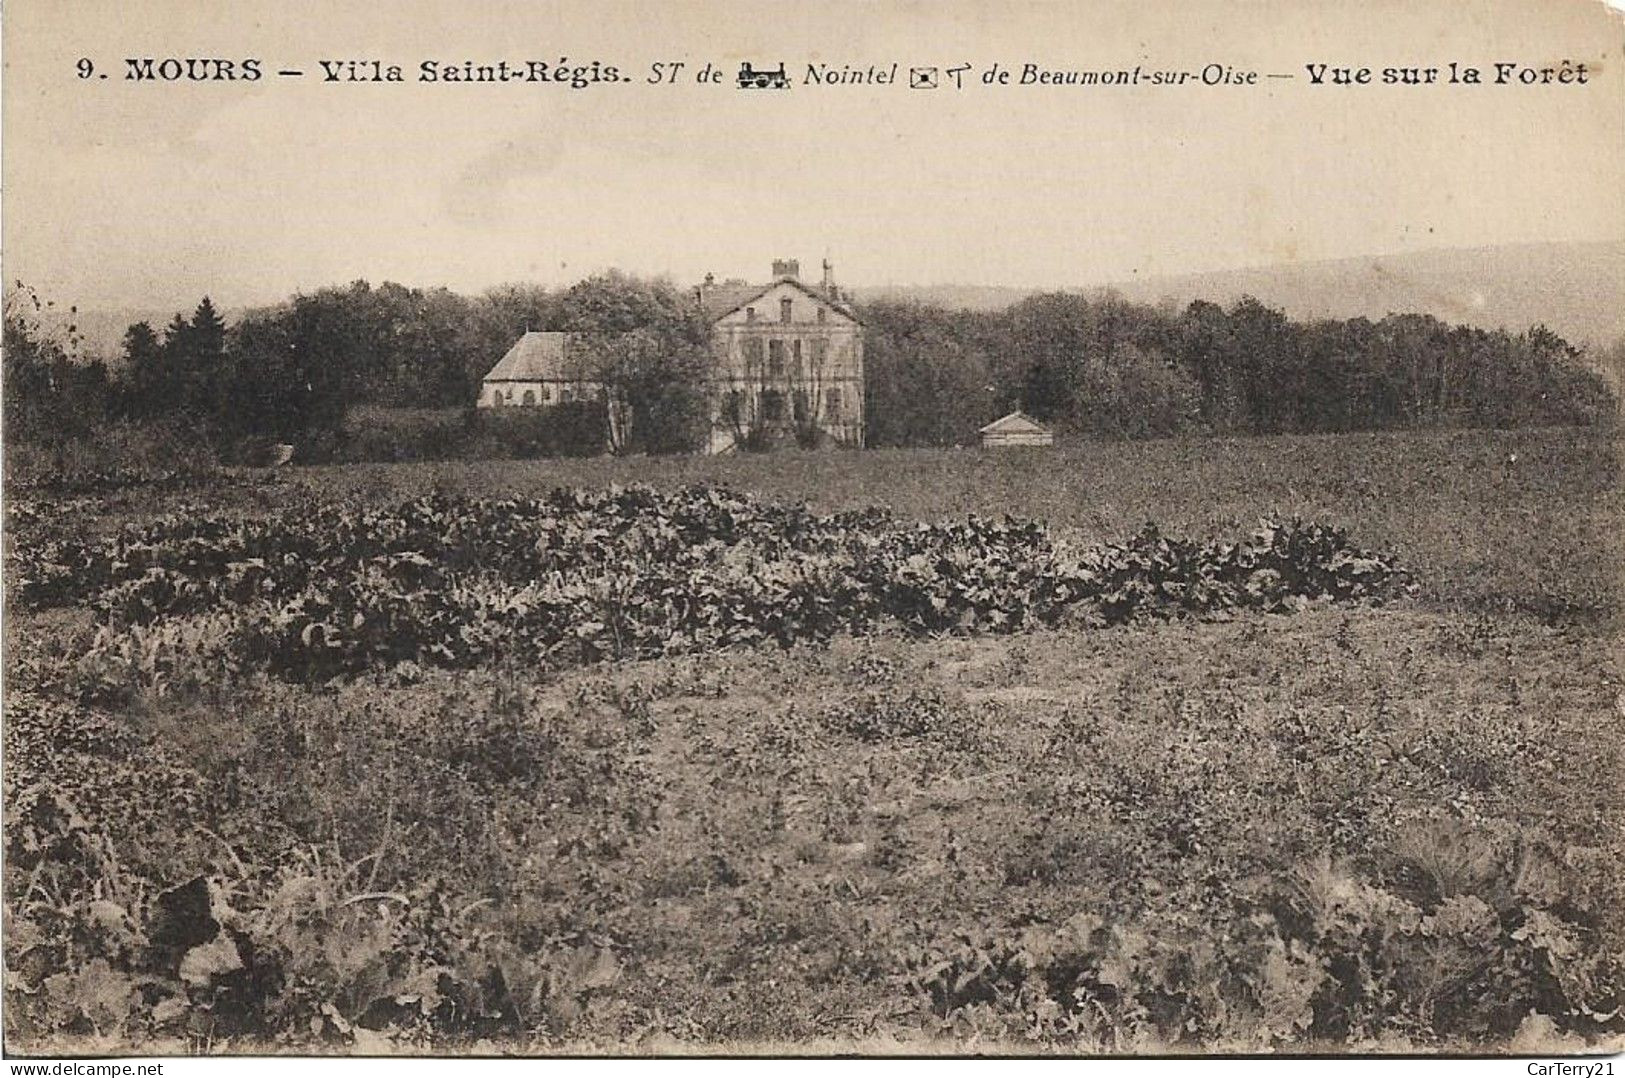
(4, 425, 1621, 1053)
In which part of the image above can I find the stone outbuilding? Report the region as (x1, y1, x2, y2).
(478, 331, 603, 409)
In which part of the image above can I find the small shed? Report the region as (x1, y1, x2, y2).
(979, 411, 1053, 448)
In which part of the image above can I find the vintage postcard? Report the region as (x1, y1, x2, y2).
(2, 0, 1622, 1063)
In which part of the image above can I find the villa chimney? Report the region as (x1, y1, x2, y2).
(821, 258, 834, 296)
(771, 258, 800, 280)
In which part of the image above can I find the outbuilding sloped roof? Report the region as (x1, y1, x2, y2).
(483, 332, 573, 382)
(979, 411, 1051, 435)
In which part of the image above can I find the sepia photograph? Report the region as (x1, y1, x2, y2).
(1, 0, 1622, 1062)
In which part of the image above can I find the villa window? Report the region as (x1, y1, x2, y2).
(780, 297, 793, 323)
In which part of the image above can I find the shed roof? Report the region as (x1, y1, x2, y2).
(979, 411, 1051, 435)
(483, 332, 573, 382)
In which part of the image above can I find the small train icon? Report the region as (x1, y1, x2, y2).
(737, 62, 790, 89)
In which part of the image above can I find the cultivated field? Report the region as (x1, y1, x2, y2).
(3, 426, 1621, 1054)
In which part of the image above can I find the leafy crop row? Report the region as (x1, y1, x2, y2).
(9, 486, 1409, 692)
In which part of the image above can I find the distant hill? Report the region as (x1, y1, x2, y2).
(849, 284, 1039, 314)
(853, 241, 1625, 349)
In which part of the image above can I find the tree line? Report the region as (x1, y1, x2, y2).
(4, 274, 711, 458)
(862, 293, 1619, 446)
(3, 274, 1616, 463)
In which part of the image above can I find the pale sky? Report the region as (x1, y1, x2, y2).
(3, 0, 1622, 312)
